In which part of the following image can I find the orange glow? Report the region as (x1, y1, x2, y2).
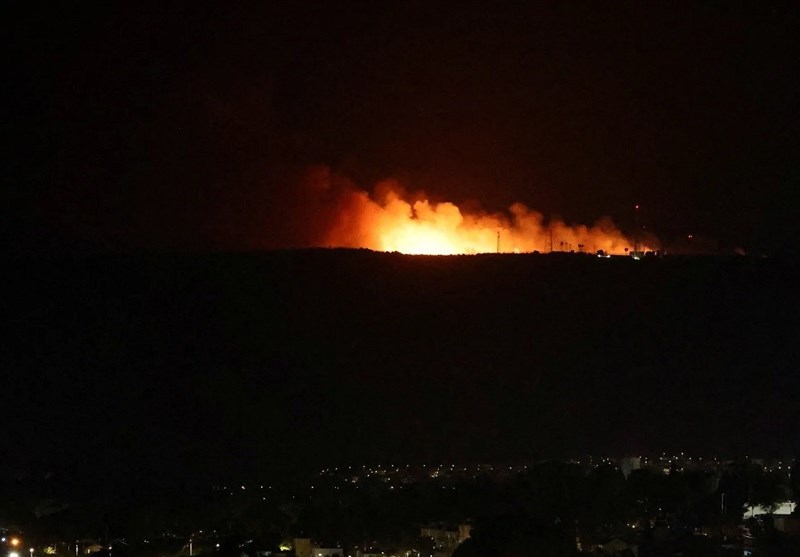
(324, 179, 649, 255)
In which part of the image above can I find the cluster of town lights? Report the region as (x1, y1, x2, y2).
(2, 535, 28, 557)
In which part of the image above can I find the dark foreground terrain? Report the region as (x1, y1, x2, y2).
(4, 250, 799, 495)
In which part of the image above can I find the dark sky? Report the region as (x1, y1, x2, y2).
(5, 3, 799, 254)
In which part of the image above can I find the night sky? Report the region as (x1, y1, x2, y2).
(5, 3, 799, 254)
(3, 2, 800, 514)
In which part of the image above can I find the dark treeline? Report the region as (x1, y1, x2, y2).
(3, 458, 800, 556)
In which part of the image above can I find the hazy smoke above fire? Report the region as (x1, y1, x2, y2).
(302, 166, 648, 255)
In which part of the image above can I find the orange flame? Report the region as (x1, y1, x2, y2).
(322, 177, 648, 255)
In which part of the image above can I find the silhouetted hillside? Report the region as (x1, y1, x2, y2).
(4, 250, 799, 492)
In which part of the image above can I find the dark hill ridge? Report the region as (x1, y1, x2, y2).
(4, 250, 799, 487)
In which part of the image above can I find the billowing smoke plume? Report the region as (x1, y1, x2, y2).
(302, 166, 651, 255)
